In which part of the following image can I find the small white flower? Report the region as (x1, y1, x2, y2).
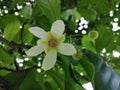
(26, 20, 77, 70)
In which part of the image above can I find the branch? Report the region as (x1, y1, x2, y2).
(0, 36, 31, 49)
(19, 65, 41, 72)
(0, 67, 15, 72)
(0, 65, 41, 72)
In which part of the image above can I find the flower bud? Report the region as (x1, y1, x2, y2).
(88, 30, 99, 40)
(72, 49, 82, 61)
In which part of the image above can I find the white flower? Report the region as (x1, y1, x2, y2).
(26, 20, 77, 70)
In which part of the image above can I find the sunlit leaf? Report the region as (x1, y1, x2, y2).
(4, 16, 21, 41)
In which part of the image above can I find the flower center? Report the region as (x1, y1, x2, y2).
(48, 38, 57, 47)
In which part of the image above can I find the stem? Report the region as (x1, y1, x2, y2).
(0, 65, 41, 72)
(0, 36, 31, 49)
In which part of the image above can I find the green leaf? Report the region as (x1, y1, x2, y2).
(108, 58, 120, 74)
(21, 24, 33, 43)
(43, 74, 58, 90)
(8, 24, 33, 44)
(67, 56, 79, 66)
(82, 35, 96, 53)
(4, 71, 29, 89)
(80, 56, 95, 88)
(78, 0, 112, 15)
(44, 81, 53, 90)
(36, 0, 61, 23)
(69, 65, 83, 87)
(35, 16, 51, 32)
(0, 46, 14, 69)
(94, 0, 112, 15)
(78, 6, 97, 21)
(19, 69, 44, 90)
(47, 70, 64, 90)
(78, 0, 96, 8)
(96, 25, 113, 53)
(60, 55, 84, 90)
(61, 9, 79, 30)
(4, 16, 21, 41)
(0, 15, 17, 29)
(8, 0, 29, 11)
(83, 49, 120, 90)
(20, 5, 32, 19)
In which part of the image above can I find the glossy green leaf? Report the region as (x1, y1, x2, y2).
(36, 0, 61, 23)
(23, 24, 33, 43)
(83, 49, 120, 90)
(4, 16, 21, 41)
(0, 15, 17, 29)
(0, 46, 14, 68)
(9, 24, 33, 44)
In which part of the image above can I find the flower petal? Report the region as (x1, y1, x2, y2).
(51, 20, 65, 36)
(42, 49, 57, 70)
(26, 45, 44, 56)
(29, 26, 46, 39)
(37, 39, 47, 46)
(57, 35, 65, 43)
(58, 43, 77, 55)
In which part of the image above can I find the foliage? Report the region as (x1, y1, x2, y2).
(0, 0, 120, 90)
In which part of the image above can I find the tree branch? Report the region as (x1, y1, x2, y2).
(0, 67, 15, 72)
(0, 36, 31, 49)
(0, 65, 41, 72)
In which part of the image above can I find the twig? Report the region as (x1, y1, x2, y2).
(19, 65, 41, 72)
(0, 36, 31, 49)
(0, 67, 15, 72)
(0, 65, 41, 72)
